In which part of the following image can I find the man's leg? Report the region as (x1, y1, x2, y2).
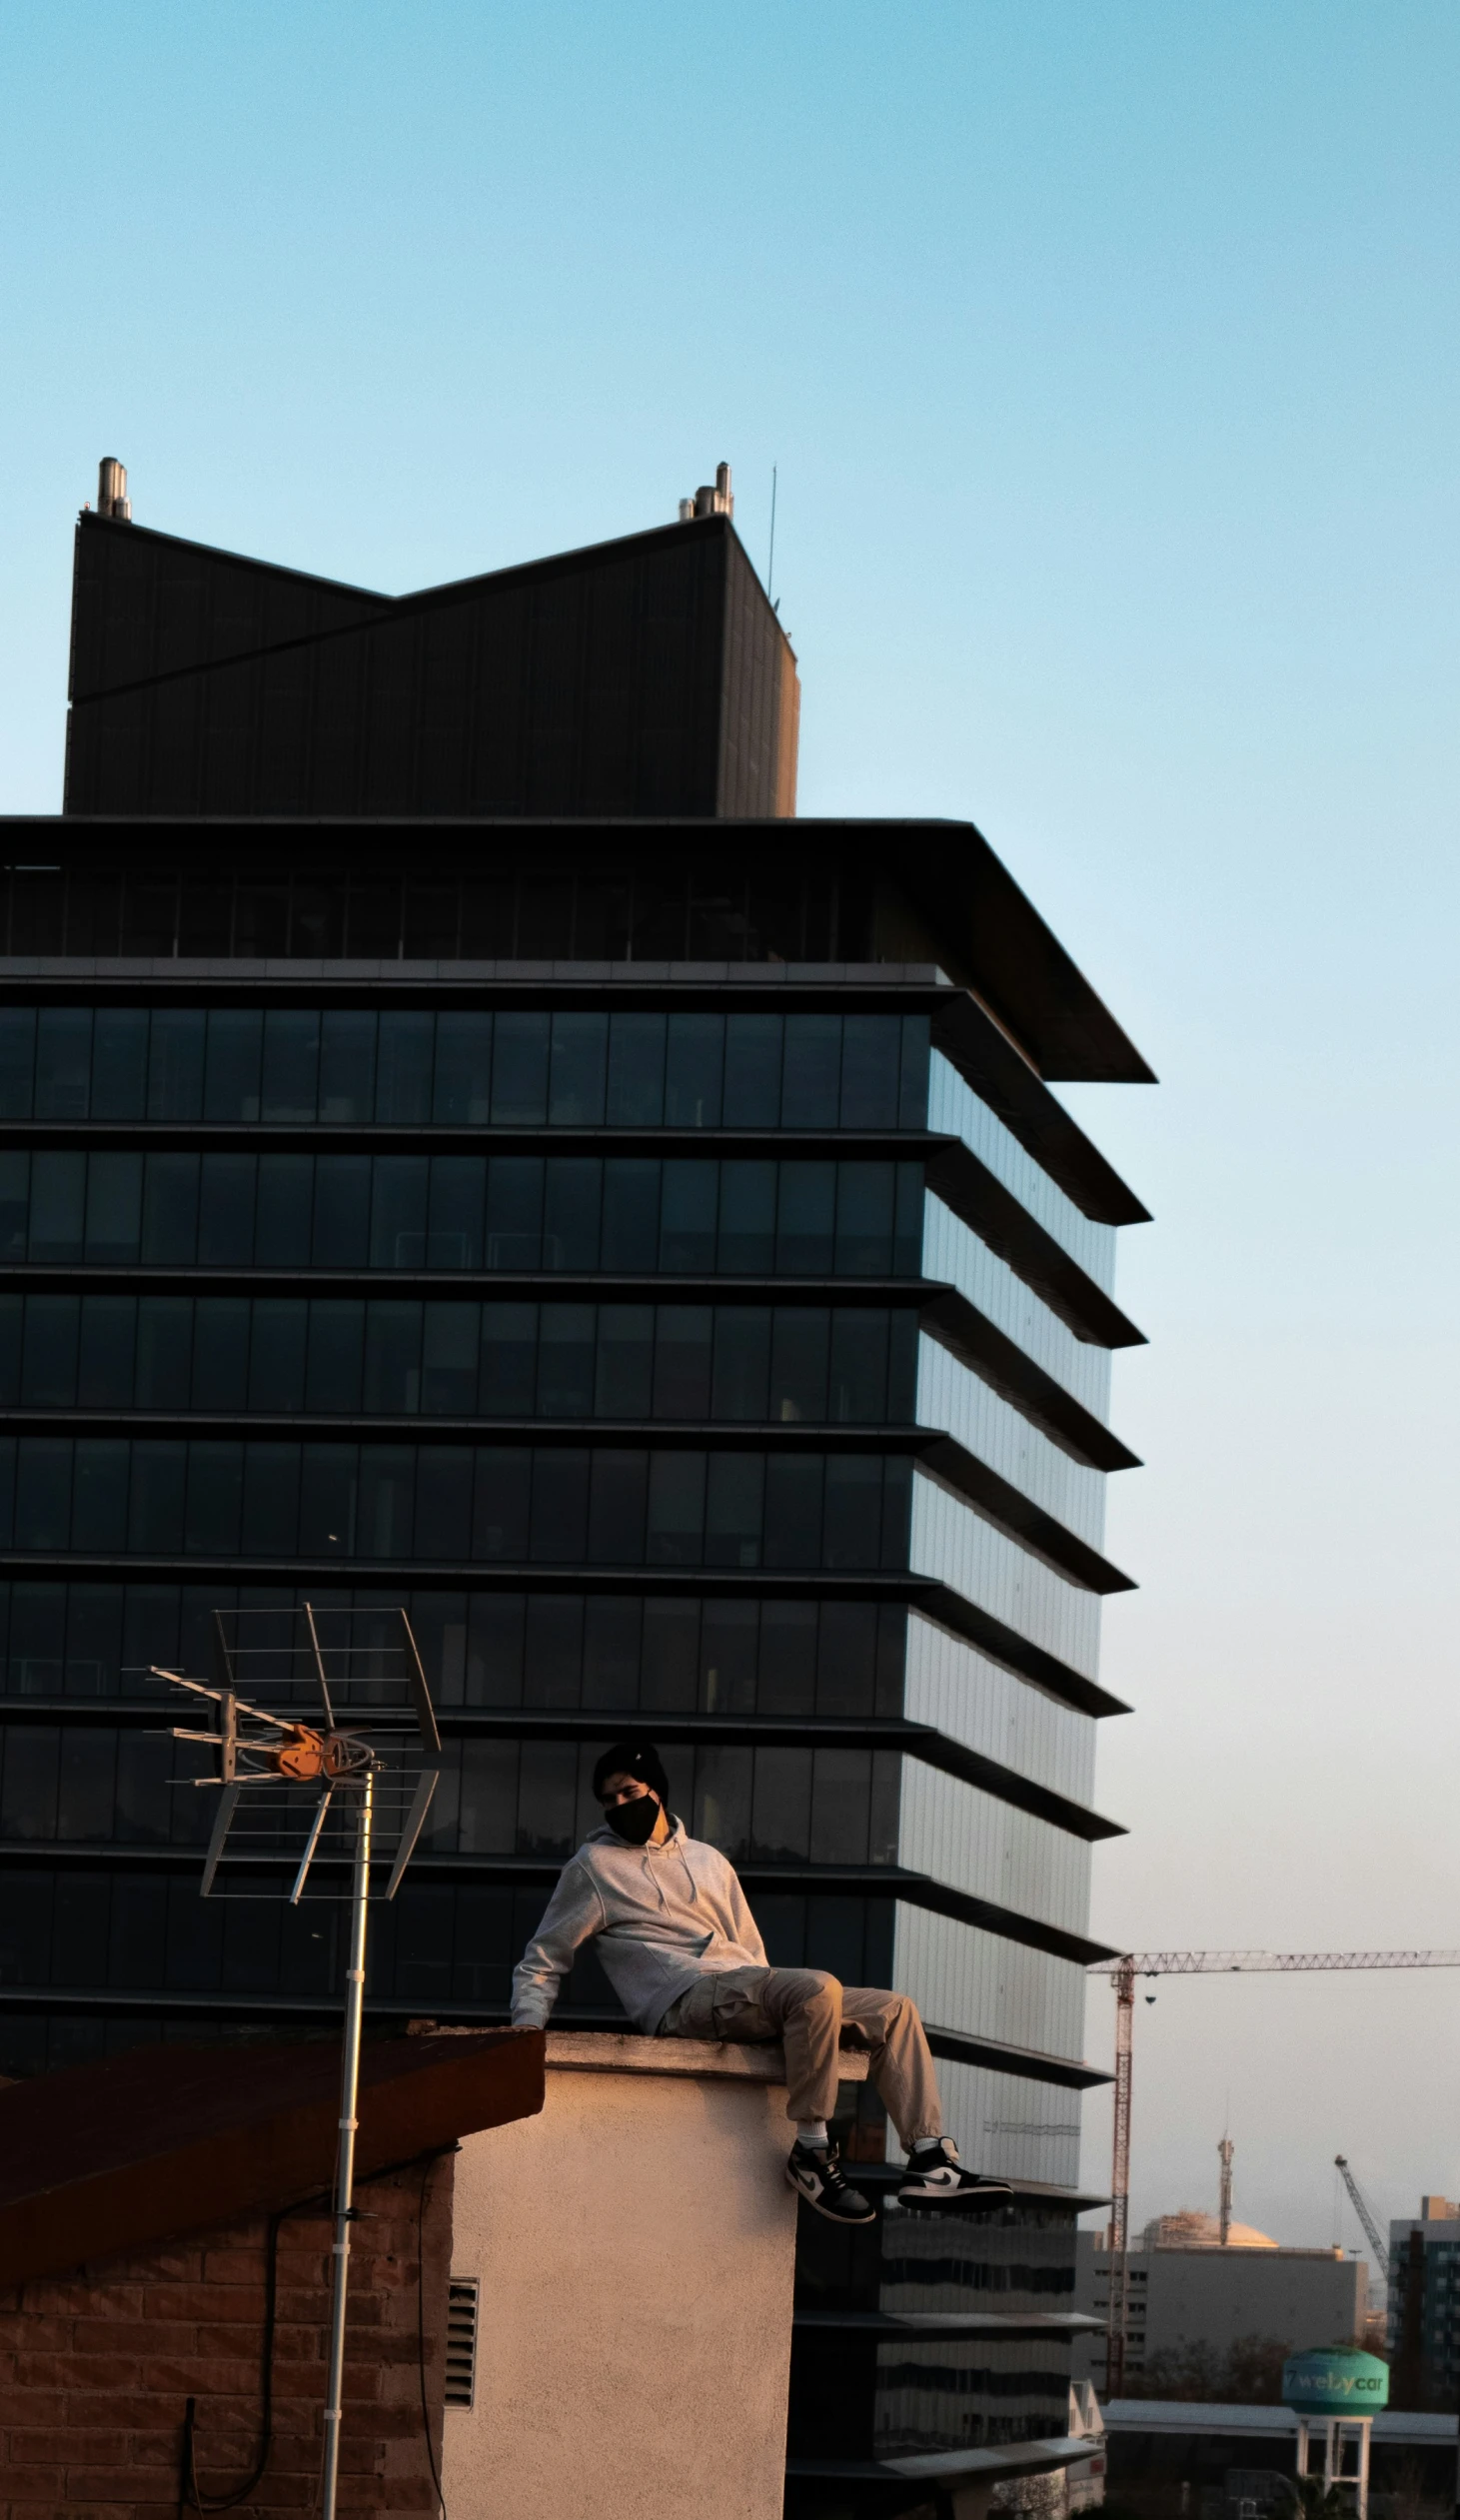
(839, 1984, 1012, 2207)
(660, 1966, 875, 2225)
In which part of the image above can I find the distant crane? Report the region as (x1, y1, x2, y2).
(1334, 2154, 1390, 2284)
(1093, 1950, 1460, 2397)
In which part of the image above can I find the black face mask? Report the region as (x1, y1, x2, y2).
(605, 1794, 661, 1847)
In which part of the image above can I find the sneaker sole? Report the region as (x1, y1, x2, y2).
(784, 2165, 877, 2225)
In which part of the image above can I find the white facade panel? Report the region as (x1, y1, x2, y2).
(921, 1193, 1114, 1422)
(903, 1612, 1098, 1807)
(927, 1048, 1118, 1293)
(915, 1330, 1108, 1551)
(897, 1760, 1092, 1937)
(910, 1470, 1104, 1681)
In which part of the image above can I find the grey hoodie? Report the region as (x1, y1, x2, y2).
(510, 1817, 767, 2033)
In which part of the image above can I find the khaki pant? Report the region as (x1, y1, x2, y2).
(658, 1965, 942, 2144)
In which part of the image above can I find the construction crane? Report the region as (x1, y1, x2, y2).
(1093, 1950, 1460, 2398)
(1334, 2154, 1390, 2284)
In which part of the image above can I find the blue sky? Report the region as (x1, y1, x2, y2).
(3, 1, 1459, 2250)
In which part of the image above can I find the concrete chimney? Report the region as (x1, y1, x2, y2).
(682, 463, 734, 524)
(97, 459, 131, 523)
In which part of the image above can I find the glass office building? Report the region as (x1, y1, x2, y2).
(0, 495, 1152, 2510)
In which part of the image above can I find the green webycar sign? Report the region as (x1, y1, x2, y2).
(1281, 2349, 1390, 2414)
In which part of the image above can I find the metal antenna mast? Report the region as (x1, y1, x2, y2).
(1095, 1949, 1460, 2399)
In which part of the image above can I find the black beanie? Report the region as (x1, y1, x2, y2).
(593, 1739, 671, 1805)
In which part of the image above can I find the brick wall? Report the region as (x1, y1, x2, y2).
(0, 2154, 454, 2517)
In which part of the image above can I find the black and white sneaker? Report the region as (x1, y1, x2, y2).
(897, 2138, 1013, 2209)
(785, 2139, 877, 2224)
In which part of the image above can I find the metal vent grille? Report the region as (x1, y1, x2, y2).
(445, 2277, 480, 2411)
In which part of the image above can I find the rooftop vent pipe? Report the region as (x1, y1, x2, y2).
(96, 458, 131, 522)
(679, 461, 732, 523)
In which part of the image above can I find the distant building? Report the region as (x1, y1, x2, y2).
(1074, 2227, 1367, 2393)
(1388, 2196, 1460, 2406)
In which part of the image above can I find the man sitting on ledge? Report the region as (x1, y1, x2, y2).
(511, 1738, 1013, 2226)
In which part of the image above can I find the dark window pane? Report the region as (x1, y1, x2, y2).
(601, 1159, 660, 1271)
(711, 1309, 769, 1419)
(879, 1455, 912, 1567)
(34, 1009, 93, 1120)
(810, 1750, 871, 1864)
(516, 875, 574, 956)
(517, 1742, 579, 1856)
(538, 1306, 595, 1418)
(898, 1016, 931, 1128)
(701, 1600, 758, 1713)
(197, 1154, 256, 1266)
(72, 1441, 129, 1552)
(65, 1585, 124, 1698)
(694, 1747, 752, 1859)
(828, 1310, 889, 1423)
(421, 1303, 477, 1415)
(840, 1017, 900, 1129)
(523, 1597, 584, 1709)
(717, 1163, 775, 1275)
(816, 1603, 878, 1717)
(346, 877, 402, 957)
(177, 878, 233, 954)
(548, 1014, 608, 1125)
(147, 1011, 205, 1121)
(642, 1600, 699, 1713)
(428, 1156, 485, 1268)
(781, 1016, 841, 1128)
(319, 1011, 377, 1123)
(363, 1303, 422, 1413)
(646, 1451, 704, 1566)
(822, 1456, 884, 1570)
(141, 1154, 199, 1265)
(371, 1157, 428, 1268)
(630, 869, 687, 959)
(129, 1442, 187, 1554)
(192, 1298, 250, 1412)
(653, 1308, 712, 1418)
(479, 1304, 537, 1416)
(875, 1603, 906, 1716)
(751, 1749, 813, 1860)
(582, 1596, 641, 1710)
(260, 1011, 320, 1123)
(723, 1015, 781, 1128)
(705, 1453, 763, 1569)
(414, 1448, 472, 1561)
(377, 1013, 435, 1125)
(0, 1009, 35, 1118)
(21, 1296, 80, 1407)
(664, 1015, 724, 1129)
(255, 1155, 313, 1266)
(9, 1582, 66, 1694)
(30, 1152, 86, 1263)
(543, 1159, 601, 1270)
(776, 1163, 834, 1275)
(595, 1306, 652, 1418)
(90, 1010, 149, 1120)
(893, 1164, 925, 1276)
(402, 882, 460, 958)
(745, 871, 804, 962)
(241, 1443, 300, 1556)
(574, 872, 632, 960)
(660, 1162, 717, 1272)
(69, 874, 120, 955)
(235, 882, 289, 956)
(459, 876, 515, 956)
(763, 1457, 822, 1568)
(473, 1450, 529, 1562)
(0, 1153, 28, 1263)
(433, 1013, 492, 1125)
(587, 1449, 647, 1563)
(2, 1727, 60, 1839)
(466, 1591, 525, 1704)
(57, 1728, 117, 1841)
(486, 1158, 543, 1270)
(770, 1308, 829, 1423)
(290, 876, 345, 957)
(313, 1155, 371, 1267)
(135, 1297, 192, 1410)
(203, 1010, 262, 1123)
(491, 1014, 549, 1125)
(13, 870, 67, 952)
(299, 1445, 358, 1557)
(529, 1449, 590, 1562)
(186, 1443, 243, 1555)
(249, 1301, 308, 1412)
(83, 1151, 142, 1265)
(834, 1162, 894, 1277)
(869, 1751, 901, 1863)
(886, 1311, 918, 1420)
(306, 1301, 365, 1414)
(606, 1014, 666, 1125)
(0, 1296, 20, 1406)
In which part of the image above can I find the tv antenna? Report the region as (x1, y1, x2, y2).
(156, 1603, 442, 2520)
